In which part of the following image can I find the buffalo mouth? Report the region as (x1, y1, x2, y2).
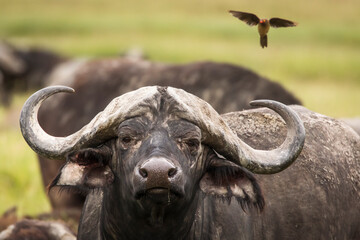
(135, 187, 184, 204)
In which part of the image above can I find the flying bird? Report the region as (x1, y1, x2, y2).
(229, 10, 298, 48)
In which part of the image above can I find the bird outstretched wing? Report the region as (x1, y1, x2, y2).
(269, 18, 297, 28)
(229, 10, 260, 26)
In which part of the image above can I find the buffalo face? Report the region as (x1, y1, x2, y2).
(50, 103, 265, 228)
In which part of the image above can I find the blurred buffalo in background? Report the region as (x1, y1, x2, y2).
(0, 41, 300, 108)
(0, 41, 65, 106)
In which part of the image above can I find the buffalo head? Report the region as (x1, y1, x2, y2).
(20, 86, 305, 239)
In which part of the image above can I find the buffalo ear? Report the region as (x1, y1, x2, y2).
(49, 145, 114, 192)
(200, 157, 264, 211)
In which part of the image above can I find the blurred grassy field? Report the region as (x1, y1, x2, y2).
(0, 0, 359, 217)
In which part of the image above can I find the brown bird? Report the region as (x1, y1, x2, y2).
(229, 10, 297, 48)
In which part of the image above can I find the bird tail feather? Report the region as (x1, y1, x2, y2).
(260, 35, 268, 48)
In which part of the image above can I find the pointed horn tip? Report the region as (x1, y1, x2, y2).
(50, 85, 75, 94)
(246, 99, 305, 174)
(21, 85, 75, 109)
(249, 99, 282, 108)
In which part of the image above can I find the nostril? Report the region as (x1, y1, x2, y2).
(139, 168, 148, 178)
(168, 168, 177, 177)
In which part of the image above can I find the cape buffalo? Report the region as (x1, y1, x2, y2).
(20, 86, 307, 240)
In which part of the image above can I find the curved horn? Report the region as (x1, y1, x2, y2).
(21, 85, 305, 174)
(166, 88, 305, 174)
(243, 100, 305, 173)
(20, 86, 76, 159)
(20, 85, 160, 159)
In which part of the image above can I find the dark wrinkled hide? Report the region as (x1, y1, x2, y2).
(222, 106, 360, 239)
(69, 106, 359, 240)
(36, 58, 300, 211)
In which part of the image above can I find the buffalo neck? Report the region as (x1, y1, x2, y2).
(100, 184, 202, 240)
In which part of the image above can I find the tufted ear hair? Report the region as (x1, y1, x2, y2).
(48, 144, 114, 194)
(200, 154, 264, 212)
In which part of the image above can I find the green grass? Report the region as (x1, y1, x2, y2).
(0, 129, 51, 216)
(0, 94, 51, 216)
(0, 0, 359, 216)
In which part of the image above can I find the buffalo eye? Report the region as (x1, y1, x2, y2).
(119, 135, 136, 148)
(117, 118, 147, 149)
(121, 136, 132, 144)
(168, 119, 201, 155)
(185, 139, 200, 153)
(178, 138, 200, 155)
